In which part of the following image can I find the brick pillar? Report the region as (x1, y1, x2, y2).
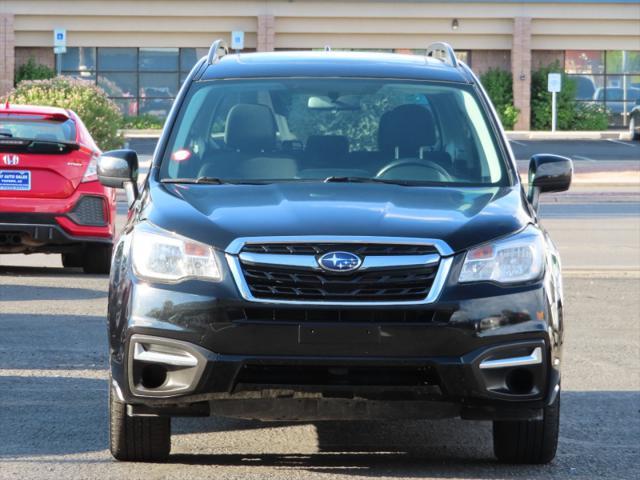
(257, 15, 275, 52)
(0, 14, 15, 97)
(511, 17, 532, 130)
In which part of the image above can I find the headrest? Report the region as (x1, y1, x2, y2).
(225, 104, 277, 152)
(378, 104, 437, 157)
(305, 135, 349, 158)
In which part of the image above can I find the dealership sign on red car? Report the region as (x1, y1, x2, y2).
(0, 104, 115, 273)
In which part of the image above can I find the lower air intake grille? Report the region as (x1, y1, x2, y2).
(67, 196, 106, 226)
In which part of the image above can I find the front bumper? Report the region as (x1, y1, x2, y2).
(109, 266, 562, 421)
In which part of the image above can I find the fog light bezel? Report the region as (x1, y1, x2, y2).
(127, 334, 209, 398)
(468, 340, 548, 401)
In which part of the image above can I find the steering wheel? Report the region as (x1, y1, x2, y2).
(375, 159, 452, 181)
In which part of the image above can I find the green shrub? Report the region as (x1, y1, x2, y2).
(121, 114, 164, 130)
(573, 102, 610, 130)
(530, 62, 608, 130)
(3, 77, 123, 150)
(480, 68, 519, 129)
(530, 62, 576, 130)
(15, 58, 55, 85)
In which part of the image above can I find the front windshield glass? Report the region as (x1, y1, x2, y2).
(160, 78, 507, 186)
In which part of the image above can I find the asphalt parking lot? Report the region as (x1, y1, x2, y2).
(0, 139, 638, 479)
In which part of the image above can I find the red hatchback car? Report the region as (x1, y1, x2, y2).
(0, 104, 116, 273)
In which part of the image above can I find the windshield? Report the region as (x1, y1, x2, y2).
(0, 115, 77, 143)
(160, 78, 507, 186)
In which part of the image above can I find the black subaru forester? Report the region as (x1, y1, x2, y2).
(99, 41, 572, 464)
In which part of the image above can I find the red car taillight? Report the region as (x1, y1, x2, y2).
(82, 155, 99, 183)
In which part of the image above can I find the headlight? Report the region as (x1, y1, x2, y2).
(458, 225, 545, 284)
(131, 224, 221, 282)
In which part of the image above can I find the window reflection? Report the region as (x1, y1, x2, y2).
(98, 48, 137, 71)
(60, 47, 200, 118)
(139, 48, 179, 72)
(565, 50, 640, 127)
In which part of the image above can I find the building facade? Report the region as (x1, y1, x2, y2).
(1, 0, 639, 129)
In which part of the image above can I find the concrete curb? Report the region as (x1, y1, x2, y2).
(563, 269, 640, 279)
(121, 129, 634, 142)
(506, 130, 632, 141)
(121, 129, 162, 138)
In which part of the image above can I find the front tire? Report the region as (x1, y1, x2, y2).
(82, 244, 112, 274)
(493, 389, 560, 464)
(109, 384, 171, 462)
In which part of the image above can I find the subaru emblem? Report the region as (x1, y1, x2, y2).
(318, 251, 362, 273)
(2, 154, 19, 166)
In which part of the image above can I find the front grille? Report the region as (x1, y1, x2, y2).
(241, 243, 438, 256)
(240, 262, 439, 302)
(67, 196, 106, 226)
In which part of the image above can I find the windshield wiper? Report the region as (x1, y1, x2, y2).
(323, 176, 413, 186)
(160, 177, 271, 185)
(161, 176, 226, 185)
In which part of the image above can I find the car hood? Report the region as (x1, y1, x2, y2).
(144, 182, 531, 254)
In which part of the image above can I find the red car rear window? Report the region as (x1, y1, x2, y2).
(0, 115, 77, 143)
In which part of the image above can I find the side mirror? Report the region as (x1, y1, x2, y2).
(98, 149, 139, 207)
(527, 154, 573, 210)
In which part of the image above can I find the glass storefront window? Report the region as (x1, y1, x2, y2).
(61, 47, 220, 117)
(566, 50, 640, 127)
(61, 71, 97, 82)
(180, 48, 208, 72)
(98, 72, 137, 97)
(565, 51, 604, 75)
(140, 48, 179, 72)
(61, 47, 96, 71)
(139, 98, 173, 117)
(606, 51, 640, 74)
(140, 72, 178, 98)
(112, 98, 138, 117)
(567, 74, 603, 100)
(98, 48, 137, 71)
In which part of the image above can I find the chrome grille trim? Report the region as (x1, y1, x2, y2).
(226, 235, 454, 256)
(238, 252, 440, 271)
(225, 236, 454, 306)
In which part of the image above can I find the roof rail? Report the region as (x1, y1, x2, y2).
(207, 39, 229, 65)
(426, 42, 458, 68)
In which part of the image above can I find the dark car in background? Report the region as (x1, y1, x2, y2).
(0, 104, 116, 273)
(99, 42, 572, 464)
(629, 98, 640, 140)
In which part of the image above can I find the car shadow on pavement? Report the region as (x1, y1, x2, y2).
(169, 390, 638, 479)
(1, 377, 637, 480)
(0, 283, 107, 301)
(0, 264, 108, 278)
(0, 314, 108, 370)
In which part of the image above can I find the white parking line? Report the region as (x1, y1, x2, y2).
(572, 155, 595, 161)
(607, 139, 636, 147)
(509, 140, 527, 146)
